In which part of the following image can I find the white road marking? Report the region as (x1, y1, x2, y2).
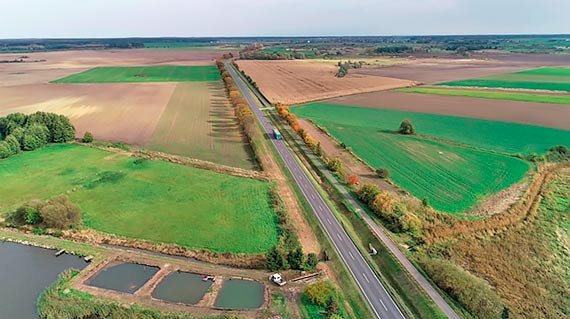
(362, 273, 370, 283)
(379, 299, 388, 311)
(348, 251, 355, 260)
(327, 218, 332, 225)
(336, 233, 343, 241)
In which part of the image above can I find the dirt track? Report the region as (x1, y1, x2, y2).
(327, 91, 570, 130)
(236, 60, 416, 105)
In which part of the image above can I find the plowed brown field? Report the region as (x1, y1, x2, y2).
(328, 91, 570, 130)
(236, 60, 416, 105)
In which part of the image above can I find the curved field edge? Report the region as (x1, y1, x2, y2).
(0, 144, 278, 254)
(51, 66, 221, 83)
(395, 87, 570, 105)
(291, 103, 536, 213)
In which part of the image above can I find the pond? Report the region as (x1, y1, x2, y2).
(214, 279, 264, 310)
(86, 262, 159, 294)
(152, 271, 213, 305)
(0, 241, 87, 319)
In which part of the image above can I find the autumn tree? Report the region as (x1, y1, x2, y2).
(356, 183, 380, 205)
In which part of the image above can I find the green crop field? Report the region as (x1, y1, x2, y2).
(0, 144, 278, 253)
(291, 103, 541, 213)
(143, 42, 240, 50)
(438, 67, 570, 92)
(395, 87, 570, 105)
(294, 103, 570, 155)
(146, 82, 255, 169)
(52, 66, 220, 83)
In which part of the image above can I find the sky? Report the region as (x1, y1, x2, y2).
(0, 0, 568, 38)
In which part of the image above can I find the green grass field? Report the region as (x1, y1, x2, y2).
(52, 66, 220, 83)
(143, 42, 240, 50)
(0, 144, 278, 253)
(294, 103, 570, 155)
(291, 103, 537, 213)
(395, 87, 570, 105)
(438, 67, 570, 92)
(146, 82, 255, 169)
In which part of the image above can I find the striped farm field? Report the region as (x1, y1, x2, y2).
(0, 144, 277, 254)
(290, 103, 562, 213)
(146, 82, 255, 169)
(52, 66, 220, 83)
(395, 87, 570, 105)
(438, 67, 570, 92)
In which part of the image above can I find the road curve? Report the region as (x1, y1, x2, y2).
(226, 61, 405, 319)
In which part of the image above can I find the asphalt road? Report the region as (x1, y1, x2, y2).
(226, 62, 405, 319)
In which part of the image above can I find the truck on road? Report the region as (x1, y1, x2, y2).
(272, 128, 282, 140)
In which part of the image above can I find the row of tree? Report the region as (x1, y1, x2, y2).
(0, 112, 75, 158)
(275, 104, 321, 154)
(216, 59, 261, 167)
(266, 245, 318, 272)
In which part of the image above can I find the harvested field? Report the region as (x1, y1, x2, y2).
(292, 103, 531, 213)
(0, 83, 175, 145)
(146, 82, 254, 169)
(0, 49, 221, 86)
(328, 90, 570, 130)
(236, 60, 415, 105)
(0, 144, 278, 254)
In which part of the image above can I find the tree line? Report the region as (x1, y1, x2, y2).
(0, 112, 75, 159)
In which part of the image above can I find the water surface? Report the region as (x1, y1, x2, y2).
(0, 241, 87, 319)
(86, 262, 158, 293)
(152, 271, 212, 304)
(214, 279, 264, 309)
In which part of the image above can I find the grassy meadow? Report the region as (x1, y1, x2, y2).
(52, 66, 220, 83)
(438, 67, 570, 92)
(0, 144, 278, 253)
(395, 87, 570, 105)
(291, 103, 540, 213)
(145, 82, 254, 169)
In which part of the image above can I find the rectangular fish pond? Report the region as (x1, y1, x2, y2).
(0, 241, 88, 319)
(86, 262, 159, 294)
(214, 278, 265, 310)
(152, 271, 213, 305)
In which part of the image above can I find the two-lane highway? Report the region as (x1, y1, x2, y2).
(226, 62, 405, 319)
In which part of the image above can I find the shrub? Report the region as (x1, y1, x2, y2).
(82, 131, 94, 143)
(266, 246, 289, 271)
(326, 158, 343, 172)
(304, 281, 335, 308)
(287, 247, 305, 270)
(39, 195, 82, 229)
(356, 183, 380, 205)
(398, 119, 415, 135)
(376, 167, 390, 179)
(347, 175, 358, 185)
(422, 197, 430, 207)
(305, 253, 319, 270)
(371, 192, 396, 215)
